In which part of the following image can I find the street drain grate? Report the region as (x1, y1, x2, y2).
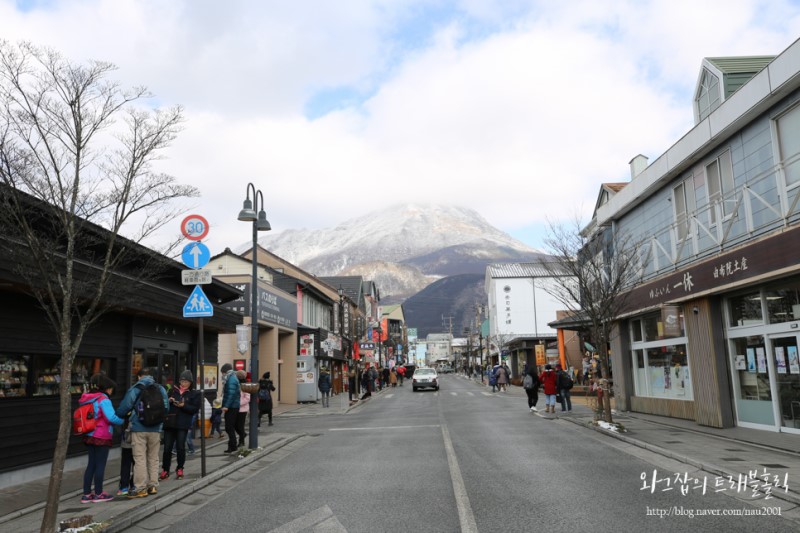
(761, 463, 788, 469)
(721, 457, 745, 462)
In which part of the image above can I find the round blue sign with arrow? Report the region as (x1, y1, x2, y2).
(181, 242, 210, 270)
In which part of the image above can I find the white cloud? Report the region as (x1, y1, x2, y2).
(3, 0, 800, 255)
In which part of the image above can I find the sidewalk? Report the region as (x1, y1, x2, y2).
(459, 373, 800, 508)
(0, 394, 372, 533)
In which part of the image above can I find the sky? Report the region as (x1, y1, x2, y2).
(3, 0, 800, 256)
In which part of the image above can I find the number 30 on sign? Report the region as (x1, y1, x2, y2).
(181, 214, 209, 241)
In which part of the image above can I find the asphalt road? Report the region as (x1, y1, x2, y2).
(162, 376, 799, 533)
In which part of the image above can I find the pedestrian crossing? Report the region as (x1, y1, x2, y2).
(382, 390, 494, 397)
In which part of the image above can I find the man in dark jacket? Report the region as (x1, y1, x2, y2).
(220, 363, 241, 453)
(116, 367, 168, 498)
(556, 364, 573, 412)
(318, 367, 332, 408)
(258, 371, 276, 427)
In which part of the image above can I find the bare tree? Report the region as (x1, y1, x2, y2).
(0, 41, 198, 533)
(541, 215, 647, 424)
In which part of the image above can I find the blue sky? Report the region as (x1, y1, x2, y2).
(2, 0, 800, 254)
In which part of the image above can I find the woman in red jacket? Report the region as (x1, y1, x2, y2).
(539, 364, 558, 414)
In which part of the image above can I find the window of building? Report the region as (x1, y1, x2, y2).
(673, 176, 696, 240)
(629, 313, 692, 400)
(776, 104, 800, 188)
(706, 150, 734, 223)
(730, 336, 771, 401)
(728, 291, 764, 327)
(0, 354, 114, 399)
(696, 68, 721, 122)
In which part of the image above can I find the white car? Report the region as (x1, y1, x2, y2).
(412, 367, 439, 392)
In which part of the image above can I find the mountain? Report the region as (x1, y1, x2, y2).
(251, 203, 545, 334)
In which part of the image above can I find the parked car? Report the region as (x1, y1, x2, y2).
(412, 367, 439, 392)
(438, 366, 454, 374)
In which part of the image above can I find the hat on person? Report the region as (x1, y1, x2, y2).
(213, 398, 221, 408)
(555, 364, 562, 370)
(179, 370, 194, 382)
(262, 371, 271, 379)
(221, 363, 232, 374)
(545, 364, 552, 370)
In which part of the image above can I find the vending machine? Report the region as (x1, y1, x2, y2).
(297, 334, 317, 402)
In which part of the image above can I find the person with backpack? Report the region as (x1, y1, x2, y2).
(556, 364, 574, 412)
(159, 370, 200, 482)
(495, 363, 510, 392)
(522, 366, 540, 413)
(235, 370, 250, 447)
(220, 363, 241, 454)
(78, 373, 124, 503)
(258, 371, 276, 427)
(318, 366, 332, 408)
(115, 367, 169, 499)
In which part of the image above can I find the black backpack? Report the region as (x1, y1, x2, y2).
(135, 382, 166, 426)
(559, 372, 574, 390)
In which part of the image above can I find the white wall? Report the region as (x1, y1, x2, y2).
(488, 277, 564, 338)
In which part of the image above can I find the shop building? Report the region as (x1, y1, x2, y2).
(0, 221, 242, 476)
(590, 40, 800, 433)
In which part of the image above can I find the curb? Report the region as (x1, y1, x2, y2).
(559, 416, 800, 507)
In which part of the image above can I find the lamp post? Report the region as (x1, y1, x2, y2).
(238, 182, 271, 450)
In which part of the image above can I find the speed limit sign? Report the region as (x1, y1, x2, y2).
(181, 214, 210, 241)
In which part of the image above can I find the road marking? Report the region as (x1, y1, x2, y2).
(467, 392, 474, 396)
(267, 505, 336, 533)
(385, 394, 394, 398)
(441, 424, 479, 533)
(330, 424, 441, 431)
(481, 392, 492, 396)
(450, 392, 458, 396)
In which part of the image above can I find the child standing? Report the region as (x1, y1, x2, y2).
(79, 373, 124, 503)
(210, 399, 223, 437)
(117, 416, 134, 496)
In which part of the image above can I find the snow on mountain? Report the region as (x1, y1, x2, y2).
(252, 203, 541, 276)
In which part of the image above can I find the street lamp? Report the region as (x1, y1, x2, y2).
(238, 182, 271, 450)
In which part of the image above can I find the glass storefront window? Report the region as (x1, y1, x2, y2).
(728, 292, 763, 327)
(33, 356, 114, 397)
(0, 355, 30, 398)
(644, 345, 691, 399)
(730, 336, 770, 401)
(764, 284, 800, 324)
(642, 314, 660, 341)
(631, 320, 643, 342)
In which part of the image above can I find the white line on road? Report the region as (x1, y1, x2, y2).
(481, 392, 492, 396)
(385, 394, 394, 398)
(467, 392, 474, 396)
(450, 392, 458, 396)
(267, 505, 334, 533)
(441, 424, 479, 533)
(330, 424, 441, 431)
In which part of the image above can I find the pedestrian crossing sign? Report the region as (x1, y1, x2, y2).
(183, 285, 214, 318)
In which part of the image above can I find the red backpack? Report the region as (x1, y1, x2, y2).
(73, 401, 98, 436)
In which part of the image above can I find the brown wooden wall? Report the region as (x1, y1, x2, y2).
(684, 298, 735, 428)
(630, 396, 695, 420)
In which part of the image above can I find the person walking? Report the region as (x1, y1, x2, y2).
(79, 373, 124, 503)
(348, 367, 358, 402)
(235, 370, 250, 447)
(360, 366, 372, 399)
(495, 363, 510, 392)
(396, 365, 405, 386)
(369, 365, 379, 394)
(318, 367, 332, 407)
(389, 367, 398, 387)
(159, 370, 200, 481)
(220, 363, 241, 453)
(540, 364, 558, 414)
(488, 365, 498, 392)
(258, 371, 276, 426)
(556, 364, 574, 412)
(522, 366, 540, 413)
(381, 367, 390, 391)
(116, 367, 169, 498)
